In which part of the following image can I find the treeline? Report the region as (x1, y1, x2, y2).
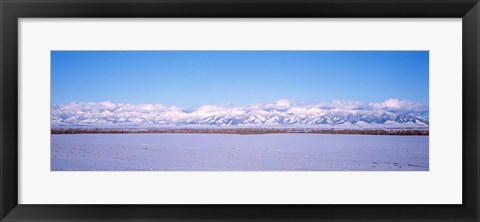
(51, 128, 429, 136)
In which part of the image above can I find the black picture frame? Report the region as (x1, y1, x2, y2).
(1, 0, 479, 221)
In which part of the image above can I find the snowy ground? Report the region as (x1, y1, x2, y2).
(51, 133, 428, 171)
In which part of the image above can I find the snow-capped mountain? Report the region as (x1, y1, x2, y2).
(51, 99, 429, 129)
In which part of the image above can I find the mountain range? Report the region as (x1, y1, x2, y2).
(51, 99, 429, 129)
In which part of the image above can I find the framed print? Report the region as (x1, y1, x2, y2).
(1, 0, 479, 221)
(49, 50, 430, 171)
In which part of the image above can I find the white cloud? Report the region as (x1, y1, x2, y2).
(261, 99, 292, 111)
(276, 99, 291, 108)
(322, 100, 364, 110)
(369, 98, 428, 112)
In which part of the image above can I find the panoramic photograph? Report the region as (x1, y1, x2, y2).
(51, 51, 429, 171)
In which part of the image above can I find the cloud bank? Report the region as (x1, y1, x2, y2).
(51, 99, 429, 129)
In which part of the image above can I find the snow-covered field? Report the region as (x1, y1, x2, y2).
(51, 133, 428, 171)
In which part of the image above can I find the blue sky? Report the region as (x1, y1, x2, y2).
(51, 51, 428, 107)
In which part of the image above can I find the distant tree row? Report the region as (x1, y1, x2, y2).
(51, 128, 429, 136)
